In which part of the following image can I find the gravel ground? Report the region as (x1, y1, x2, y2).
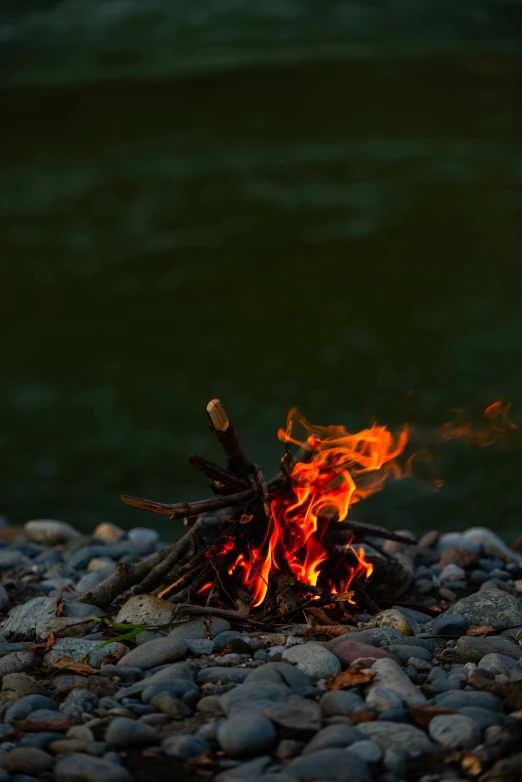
(1, 519, 522, 782)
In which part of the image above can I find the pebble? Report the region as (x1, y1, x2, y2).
(432, 689, 501, 711)
(217, 712, 277, 757)
(213, 631, 249, 649)
(5, 695, 57, 723)
(445, 589, 522, 626)
(221, 682, 292, 716)
(348, 739, 383, 764)
(55, 754, 133, 782)
(105, 717, 159, 748)
(19, 733, 63, 750)
(385, 644, 432, 664)
(287, 748, 369, 782)
(464, 527, 522, 562)
(456, 635, 522, 661)
(422, 612, 468, 637)
(60, 689, 99, 718)
(45, 639, 127, 668)
(148, 692, 191, 718)
(1, 672, 42, 700)
(92, 523, 126, 543)
(438, 533, 482, 554)
(114, 594, 174, 626)
(356, 721, 433, 755)
(127, 528, 159, 545)
(263, 695, 322, 738)
(162, 734, 209, 758)
(187, 639, 214, 655)
(282, 642, 341, 679)
(365, 608, 414, 635)
(3, 747, 54, 774)
(368, 658, 426, 707)
(116, 637, 187, 670)
(24, 520, 80, 545)
(245, 662, 314, 695)
(303, 723, 363, 754)
(428, 713, 480, 748)
(459, 706, 505, 732)
(479, 652, 517, 676)
(197, 667, 250, 684)
(440, 564, 466, 582)
(332, 638, 399, 668)
(0, 585, 9, 613)
(319, 690, 364, 717)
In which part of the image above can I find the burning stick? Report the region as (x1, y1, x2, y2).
(120, 489, 254, 519)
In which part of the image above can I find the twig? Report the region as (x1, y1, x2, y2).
(133, 529, 193, 595)
(172, 603, 251, 623)
(207, 399, 252, 479)
(325, 518, 416, 545)
(188, 454, 250, 492)
(120, 488, 254, 519)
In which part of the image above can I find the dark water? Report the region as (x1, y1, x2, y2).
(1, 3, 521, 538)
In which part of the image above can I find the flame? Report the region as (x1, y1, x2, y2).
(227, 410, 408, 606)
(439, 401, 518, 446)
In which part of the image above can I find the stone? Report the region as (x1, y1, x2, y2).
(439, 547, 479, 569)
(213, 631, 249, 649)
(438, 533, 482, 554)
(263, 695, 321, 738)
(0, 651, 39, 676)
(479, 653, 517, 676)
(65, 602, 105, 619)
(245, 662, 314, 694)
(428, 713, 480, 749)
(303, 724, 363, 754)
(105, 717, 159, 749)
(113, 661, 194, 700)
(93, 523, 126, 543)
(140, 679, 199, 704)
(444, 589, 522, 626)
(76, 566, 115, 595)
(3, 747, 54, 774)
(1, 673, 42, 700)
(464, 527, 522, 562)
(114, 594, 174, 626)
(217, 712, 277, 757)
(459, 707, 505, 732)
(196, 666, 249, 684)
(36, 615, 95, 641)
(332, 639, 399, 668)
(5, 694, 56, 723)
(24, 520, 80, 545)
(319, 690, 364, 717)
(44, 639, 126, 668)
(50, 739, 89, 754)
(348, 740, 383, 764)
(67, 726, 95, 743)
(88, 557, 116, 572)
(366, 687, 404, 712)
(60, 689, 99, 718)
(55, 754, 133, 782)
(365, 608, 414, 635)
(162, 734, 209, 758)
(385, 644, 432, 664)
(116, 637, 187, 670)
(196, 695, 223, 714)
(19, 732, 64, 750)
(2, 597, 55, 638)
(367, 659, 426, 707)
(328, 628, 404, 651)
(422, 613, 468, 637)
(440, 564, 466, 583)
(149, 692, 191, 719)
(282, 642, 341, 679)
(433, 690, 501, 711)
(127, 527, 159, 545)
(214, 757, 271, 781)
(221, 682, 292, 716)
(187, 639, 214, 655)
(356, 721, 433, 755)
(286, 748, 369, 781)
(456, 635, 522, 662)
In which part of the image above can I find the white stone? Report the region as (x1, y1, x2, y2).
(128, 528, 159, 545)
(115, 594, 174, 627)
(440, 564, 466, 583)
(24, 520, 80, 545)
(282, 641, 341, 679)
(367, 658, 427, 706)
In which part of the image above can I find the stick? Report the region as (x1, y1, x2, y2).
(325, 519, 417, 545)
(120, 488, 254, 518)
(78, 545, 173, 608)
(268, 439, 317, 491)
(188, 454, 250, 492)
(351, 578, 381, 615)
(207, 399, 252, 478)
(172, 603, 251, 623)
(133, 530, 193, 595)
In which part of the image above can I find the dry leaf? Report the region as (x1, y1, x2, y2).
(466, 625, 496, 636)
(304, 607, 335, 626)
(45, 632, 56, 651)
(304, 625, 350, 640)
(331, 591, 355, 603)
(329, 669, 375, 690)
(101, 644, 127, 666)
(54, 594, 66, 617)
(51, 656, 98, 676)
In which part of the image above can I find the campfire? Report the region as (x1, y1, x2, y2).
(79, 399, 518, 626)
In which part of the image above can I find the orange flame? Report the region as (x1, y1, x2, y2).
(439, 401, 518, 446)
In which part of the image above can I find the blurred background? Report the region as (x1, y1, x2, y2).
(1, 0, 521, 540)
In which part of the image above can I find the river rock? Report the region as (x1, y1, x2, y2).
(128, 527, 159, 545)
(365, 608, 415, 635)
(149, 692, 191, 718)
(197, 666, 250, 684)
(217, 712, 277, 757)
(245, 662, 313, 694)
(117, 637, 187, 670)
(168, 616, 231, 641)
(367, 658, 426, 707)
(444, 589, 522, 626)
(1, 673, 43, 700)
(428, 713, 480, 749)
(221, 682, 292, 716)
(6, 694, 57, 723)
(25, 520, 80, 545)
(479, 653, 517, 676)
(438, 533, 482, 554)
(93, 523, 126, 543)
(55, 753, 133, 782)
(422, 613, 468, 637)
(459, 706, 505, 732)
(332, 638, 399, 668)
(0, 584, 9, 613)
(115, 594, 174, 626)
(356, 721, 433, 755)
(44, 638, 127, 668)
(319, 690, 364, 716)
(386, 644, 432, 664)
(463, 527, 522, 562)
(283, 642, 341, 679)
(113, 661, 194, 700)
(263, 695, 321, 738)
(433, 689, 501, 711)
(60, 689, 99, 718)
(3, 747, 54, 774)
(440, 564, 466, 583)
(303, 723, 363, 754)
(141, 679, 199, 704)
(105, 717, 159, 749)
(455, 635, 522, 662)
(286, 748, 369, 781)
(0, 651, 39, 676)
(2, 597, 54, 638)
(163, 734, 210, 758)
(348, 740, 383, 764)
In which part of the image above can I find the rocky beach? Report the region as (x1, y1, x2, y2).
(0, 519, 521, 781)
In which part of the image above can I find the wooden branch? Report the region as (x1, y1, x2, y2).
(268, 438, 317, 490)
(133, 530, 193, 595)
(157, 561, 206, 600)
(172, 603, 251, 623)
(78, 545, 173, 608)
(120, 488, 254, 518)
(188, 454, 250, 492)
(324, 518, 417, 545)
(207, 399, 252, 478)
(351, 578, 381, 615)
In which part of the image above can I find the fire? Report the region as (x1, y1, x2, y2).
(227, 410, 408, 606)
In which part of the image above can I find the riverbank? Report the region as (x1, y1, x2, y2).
(0, 519, 522, 780)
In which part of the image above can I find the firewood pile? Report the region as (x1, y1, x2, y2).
(79, 400, 428, 624)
